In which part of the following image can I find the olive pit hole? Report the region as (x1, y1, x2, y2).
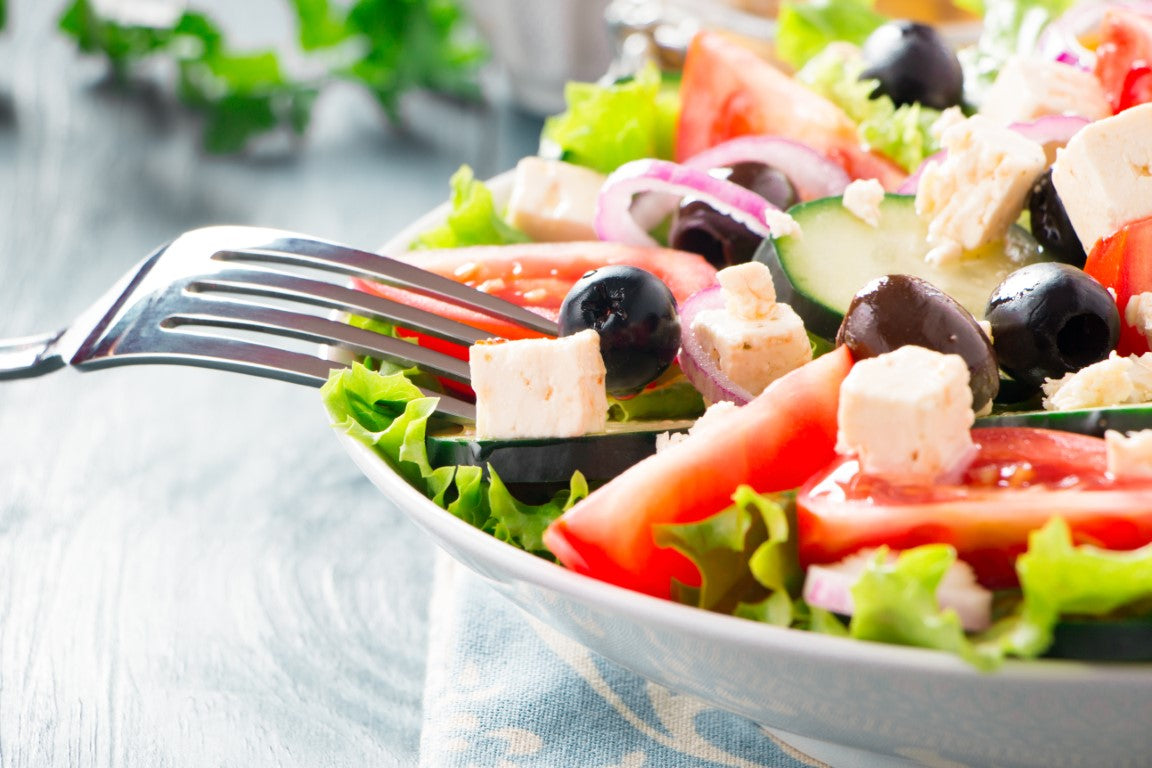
(1056, 312, 1111, 369)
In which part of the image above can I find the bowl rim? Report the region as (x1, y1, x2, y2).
(342, 167, 1152, 683)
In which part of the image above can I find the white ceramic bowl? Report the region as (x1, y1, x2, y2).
(348, 173, 1152, 768)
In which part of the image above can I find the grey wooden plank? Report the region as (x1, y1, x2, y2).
(0, 1, 543, 764)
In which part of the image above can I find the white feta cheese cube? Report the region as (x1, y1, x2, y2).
(980, 56, 1110, 126)
(916, 116, 1047, 265)
(469, 329, 607, 439)
(506, 157, 605, 242)
(836, 346, 976, 481)
(716, 261, 777, 320)
(841, 178, 885, 227)
(691, 305, 811, 397)
(1051, 103, 1152, 252)
(1105, 429, 1152, 480)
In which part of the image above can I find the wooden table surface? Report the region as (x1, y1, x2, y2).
(0, 2, 541, 764)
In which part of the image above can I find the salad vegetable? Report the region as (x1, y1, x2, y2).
(326, 0, 1152, 668)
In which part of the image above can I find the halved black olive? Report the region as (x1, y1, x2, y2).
(985, 262, 1120, 390)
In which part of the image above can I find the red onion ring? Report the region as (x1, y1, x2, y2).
(1008, 114, 1090, 155)
(682, 136, 852, 201)
(676, 285, 755, 406)
(595, 159, 781, 248)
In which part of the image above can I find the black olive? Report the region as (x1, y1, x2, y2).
(668, 161, 796, 268)
(837, 274, 999, 412)
(668, 200, 764, 268)
(985, 262, 1120, 390)
(713, 162, 799, 210)
(558, 265, 681, 397)
(1028, 168, 1088, 268)
(860, 21, 964, 110)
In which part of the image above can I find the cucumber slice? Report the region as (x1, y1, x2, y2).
(976, 405, 1152, 437)
(427, 419, 694, 486)
(1046, 617, 1152, 661)
(757, 194, 1046, 340)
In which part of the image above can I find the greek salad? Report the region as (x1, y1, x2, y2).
(323, 0, 1152, 670)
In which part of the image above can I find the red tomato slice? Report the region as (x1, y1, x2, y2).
(544, 346, 854, 599)
(1084, 215, 1152, 355)
(796, 427, 1152, 590)
(675, 31, 908, 190)
(355, 242, 719, 359)
(1094, 7, 1152, 113)
(1118, 63, 1152, 112)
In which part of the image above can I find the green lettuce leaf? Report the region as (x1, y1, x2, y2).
(608, 379, 706, 422)
(541, 62, 679, 174)
(322, 363, 583, 557)
(836, 545, 1050, 670)
(1016, 517, 1152, 641)
(653, 486, 801, 623)
(798, 46, 941, 172)
(776, 0, 887, 71)
(411, 165, 529, 250)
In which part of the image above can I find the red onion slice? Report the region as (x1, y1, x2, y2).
(682, 136, 853, 201)
(677, 285, 755, 407)
(1008, 115, 1090, 162)
(595, 159, 781, 248)
(803, 552, 993, 632)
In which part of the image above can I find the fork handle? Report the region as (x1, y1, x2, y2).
(0, 331, 66, 380)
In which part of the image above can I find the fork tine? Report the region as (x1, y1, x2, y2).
(189, 268, 495, 346)
(77, 331, 477, 423)
(161, 295, 473, 383)
(213, 236, 560, 337)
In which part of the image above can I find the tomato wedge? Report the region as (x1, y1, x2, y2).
(1083, 215, 1152, 355)
(1094, 7, 1152, 113)
(796, 427, 1152, 589)
(544, 346, 854, 599)
(355, 242, 718, 353)
(675, 31, 907, 190)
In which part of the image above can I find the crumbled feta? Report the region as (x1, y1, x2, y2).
(1126, 292, 1152, 350)
(977, 320, 994, 345)
(692, 263, 812, 397)
(1051, 103, 1152, 252)
(654, 400, 740, 454)
(979, 56, 1110, 126)
(929, 106, 966, 143)
(505, 157, 605, 242)
(764, 208, 802, 239)
(1041, 352, 1152, 410)
(469, 329, 607, 439)
(841, 178, 885, 227)
(916, 116, 1047, 265)
(836, 346, 976, 481)
(1105, 429, 1152, 480)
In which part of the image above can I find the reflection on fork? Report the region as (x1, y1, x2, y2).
(0, 226, 559, 423)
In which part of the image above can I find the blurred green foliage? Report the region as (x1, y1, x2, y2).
(57, 0, 487, 153)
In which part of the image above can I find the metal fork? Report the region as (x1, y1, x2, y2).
(0, 226, 559, 423)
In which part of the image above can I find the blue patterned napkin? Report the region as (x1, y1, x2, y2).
(418, 554, 824, 768)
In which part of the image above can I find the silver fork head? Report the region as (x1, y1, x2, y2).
(33, 226, 560, 423)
